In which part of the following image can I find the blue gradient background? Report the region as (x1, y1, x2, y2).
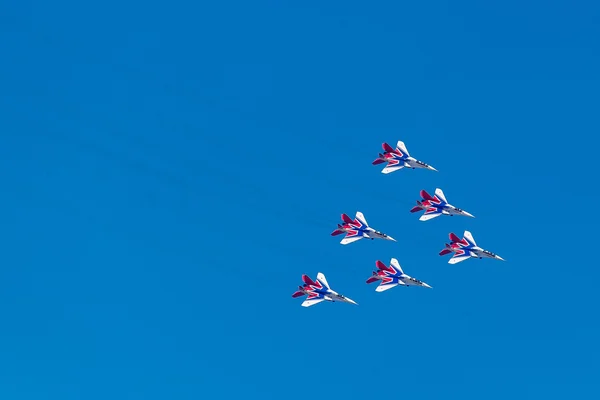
(1, 1, 599, 398)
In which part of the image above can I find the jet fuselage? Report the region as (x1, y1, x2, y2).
(450, 244, 502, 260)
(364, 229, 392, 240)
(423, 201, 470, 216)
(371, 271, 431, 288)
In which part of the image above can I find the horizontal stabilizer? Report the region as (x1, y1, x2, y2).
(292, 290, 305, 298)
(439, 248, 452, 256)
(372, 158, 386, 165)
(366, 276, 379, 284)
(410, 205, 423, 213)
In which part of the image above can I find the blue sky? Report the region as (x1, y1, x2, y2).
(1, 0, 599, 398)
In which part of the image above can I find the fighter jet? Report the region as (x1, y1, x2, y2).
(372, 140, 437, 174)
(366, 258, 432, 291)
(410, 188, 475, 221)
(291, 272, 358, 307)
(440, 231, 505, 264)
(331, 211, 396, 245)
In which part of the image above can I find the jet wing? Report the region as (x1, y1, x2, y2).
(341, 235, 364, 245)
(463, 231, 477, 246)
(389, 258, 404, 274)
(355, 212, 369, 227)
(434, 188, 448, 203)
(381, 164, 404, 174)
(376, 279, 406, 292)
(376, 282, 398, 292)
(375, 276, 406, 292)
(419, 207, 443, 221)
(396, 140, 410, 157)
(316, 272, 330, 289)
(448, 255, 470, 264)
(340, 229, 367, 245)
(302, 291, 326, 307)
(302, 298, 325, 307)
(448, 250, 476, 264)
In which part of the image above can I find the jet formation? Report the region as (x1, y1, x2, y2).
(293, 140, 505, 307)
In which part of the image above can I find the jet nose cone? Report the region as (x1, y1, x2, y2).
(463, 211, 475, 218)
(428, 165, 438, 172)
(422, 283, 432, 289)
(345, 298, 358, 305)
(386, 236, 397, 242)
(496, 255, 505, 261)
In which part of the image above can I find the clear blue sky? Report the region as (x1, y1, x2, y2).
(1, 1, 599, 398)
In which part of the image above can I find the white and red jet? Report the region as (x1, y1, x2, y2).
(366, 258, 432, 292)
(440, 231, 505, 264)
(410, 188, 475, 221)
(372, 140, 437, 174)
(331, 211, 396, 245)
(292, 272, 358, 307)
